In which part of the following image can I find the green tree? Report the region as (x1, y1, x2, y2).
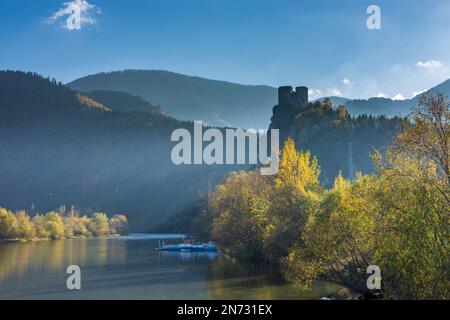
(370, 93, 449, 299)
(210, 171, 272, 264)
(283, 173, 378, 297)
(284, 93, 449, 299)
(372, 155, 449, 299)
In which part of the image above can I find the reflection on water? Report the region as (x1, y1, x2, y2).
(0, 234, 342, 299)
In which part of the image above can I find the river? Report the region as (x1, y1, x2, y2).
(0, 234, 343, 299)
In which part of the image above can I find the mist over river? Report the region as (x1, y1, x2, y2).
(0, 234, 343, 299)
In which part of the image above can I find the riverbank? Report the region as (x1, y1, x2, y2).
(0, 234, 123, 244)
(0, 207, 128, 243)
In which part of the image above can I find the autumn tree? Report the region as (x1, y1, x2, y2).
(284, 173, 378, 297)
(371, 93, 449, 299)
(32, 214, 50, 239)
(0, 207, 18, 239)
(284, 93, 449, 299)
(109, 214, 128, 235)
(264, 138, 322, 263)
(15, 210, 36, 240)
(210, 171, 272, 264)
(372, 154, 449, 299)
(397, 92, 449, 186)
(88, 212, 110, 237)
(44, 211, 65, 240)
(1, 206, 127, 241)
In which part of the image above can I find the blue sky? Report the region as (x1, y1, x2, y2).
(1, 0, 450, 99)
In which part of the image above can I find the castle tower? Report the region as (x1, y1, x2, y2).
(278, 86, 294, 106)
(295, 86, 308, 105)
(277, 85, 308, 108)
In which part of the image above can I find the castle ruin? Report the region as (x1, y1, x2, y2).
(269, 85, 310, 134)
(278, 86, 309, 108)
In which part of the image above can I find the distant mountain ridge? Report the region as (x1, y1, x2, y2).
(69, 70, 277, 129)
(337, 97, 413, 117)
(318, 78, 450, 117)
(69, 70, 450, 126)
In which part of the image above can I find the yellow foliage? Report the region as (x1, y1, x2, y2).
(208, 95, 449, 299)
(275, 138, 321, 193)
(0, 207, 128, 241)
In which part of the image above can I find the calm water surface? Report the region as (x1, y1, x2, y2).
(0, 234, 342, 299)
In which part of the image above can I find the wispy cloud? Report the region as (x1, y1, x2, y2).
(392, 93, 406, 101)
(342, 78, 352, 85)
(327, 87, 342, 97)
(415, 60, 443, 69)
(46, 0, 101, 30)
(308, 88, 322, 99)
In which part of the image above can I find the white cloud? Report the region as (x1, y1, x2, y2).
(327, 87, 343, 97)
(415, 60, 443, 69)
(375, 92, 387, 98)
(342, 78, 352, 85)
(308, 88, 322, 99)
(392, 93, 406, 101)
(46, 0, 101, 30)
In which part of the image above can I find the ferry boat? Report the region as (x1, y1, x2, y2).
(156, 241, 217, 252)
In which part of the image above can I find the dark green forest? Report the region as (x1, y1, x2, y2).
(270, 98, 404, 185)
(0, 71, 238, 230)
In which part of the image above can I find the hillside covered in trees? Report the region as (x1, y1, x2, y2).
(0, 71, 239, 230)
(69, 70, 277, 129)
(1, 70, 425, 236)
(270, 98, 404, 185)
(205, 94, 449, 299)
(143, 93, 409, 234)
(83, 90, 166, 115)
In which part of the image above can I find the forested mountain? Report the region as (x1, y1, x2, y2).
(341, 97, 413, 117)
(431, 78, 450, 97)
(68, 70, 277, 129)
(270, 99, 404, 185)
(83, 90, 165, 115)
(0, 71, 240, 230)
